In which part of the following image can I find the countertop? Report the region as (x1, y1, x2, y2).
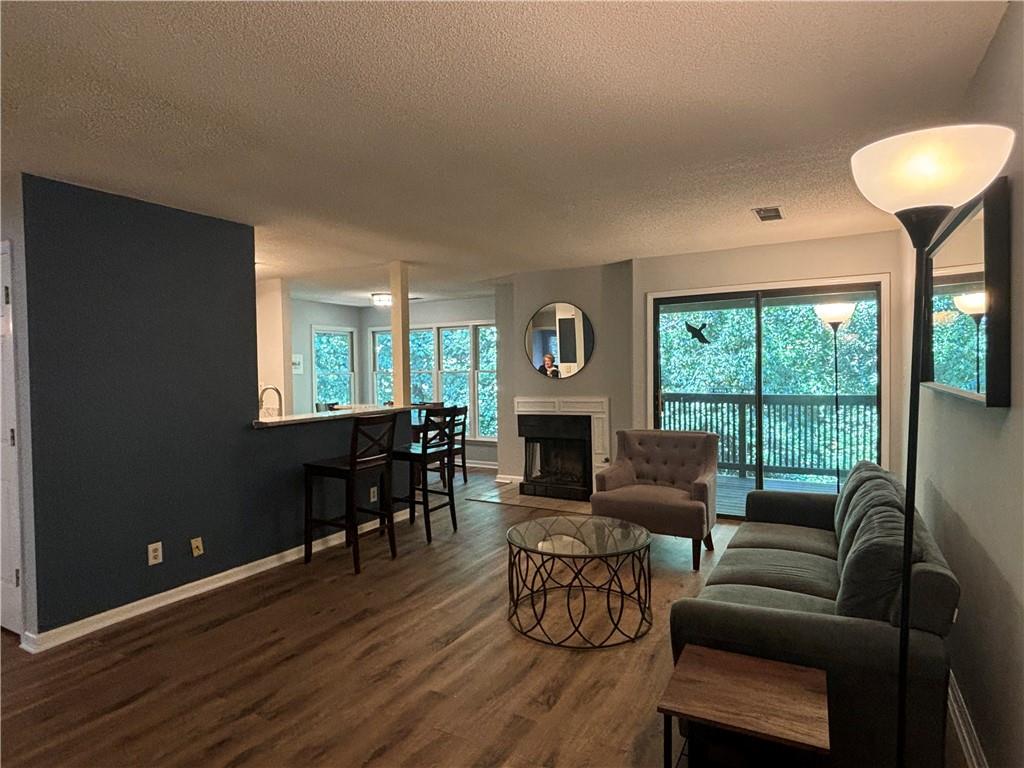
(252, 404, 411, 429)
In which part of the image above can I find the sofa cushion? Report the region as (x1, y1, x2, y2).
(729, 522, 838, 560)
(706, 547, 839, 600)
(836, 507, 906, 620)
(589, 484, 707, 538)
(699, 584, 836, 615)
(834, 463, 906, 570)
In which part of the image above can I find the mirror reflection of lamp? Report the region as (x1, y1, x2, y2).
(953, 291, 987, 393)
(851, 123, 1014, 768)
(813, 303, 856, 493)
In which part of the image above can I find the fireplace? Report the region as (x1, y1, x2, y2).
(518, 414, 593, 501)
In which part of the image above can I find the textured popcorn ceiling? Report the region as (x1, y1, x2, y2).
(1, 2, 1006, 304)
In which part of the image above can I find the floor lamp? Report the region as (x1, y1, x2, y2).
(851, 124, 1014, 768)
(953, 291, 987, 393)
(814, 302, 856, 492)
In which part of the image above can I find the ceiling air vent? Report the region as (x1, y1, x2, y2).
(752, 206, 784, 222)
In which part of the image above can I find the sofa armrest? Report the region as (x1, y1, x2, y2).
(669, 598, 947, 680)
(595, 460, 636, 492)
(744, 490, 837, 531)
(692, 468, 717, 529)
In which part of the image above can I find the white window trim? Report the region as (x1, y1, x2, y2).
(368, 320, 497, 440)
(310, 325, 358, 406)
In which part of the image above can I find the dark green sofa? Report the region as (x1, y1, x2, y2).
(670, 461, 960, 768)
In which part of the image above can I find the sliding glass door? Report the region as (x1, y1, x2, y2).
(653, 283, 881, 516)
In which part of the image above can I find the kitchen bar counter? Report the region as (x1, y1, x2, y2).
(252, 404, 411, 429)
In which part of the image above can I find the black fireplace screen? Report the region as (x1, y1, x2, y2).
(518, 415, 592, 500)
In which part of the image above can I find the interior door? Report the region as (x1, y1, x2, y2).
(1, 240, 23, 633)
(654, 295, 759, 516)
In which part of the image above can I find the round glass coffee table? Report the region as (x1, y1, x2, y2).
(506, 515, 652, 649)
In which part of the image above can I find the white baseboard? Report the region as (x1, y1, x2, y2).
(949, 671, 988, 768)
(465, 459, 497, 470)
(495, 474, 522, 484)
(19, 511, 409, 654)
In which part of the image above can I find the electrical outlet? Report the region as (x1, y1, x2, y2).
(147, 541, 163, 566)
(369, 486, 378, 503)
(190, 537, 204, 557)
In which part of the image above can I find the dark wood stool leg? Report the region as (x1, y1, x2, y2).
(447, 454, 457, 532)
(304, 468, 314, 563)
(703, 531, 715, 551)
(408, 460, 417, 525)
(439, 458, 447, 488)
(347, 478, 360, 574)
(421, 463, 433, 544)
(663, 713, 672, 768)
(461, 452, 467, 483)
(382, 471, 397, 560)
(691, 538, 701, 571)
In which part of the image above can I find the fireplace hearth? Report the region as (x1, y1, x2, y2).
(518, 414, 592, 501)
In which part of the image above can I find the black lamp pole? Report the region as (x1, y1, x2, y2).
(828, 321, 842, 493)
(970, 314, 983, 393)
(894, 204, 952, 768)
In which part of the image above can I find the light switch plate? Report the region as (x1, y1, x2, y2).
(190, 537, 204, 557)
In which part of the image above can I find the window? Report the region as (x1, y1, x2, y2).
(312, 327, 355, 406)
(373, 330, 393, 405)
(440, 326, 472, 431)
(476, 325, 498, 437)
(371, 323, 498, 439)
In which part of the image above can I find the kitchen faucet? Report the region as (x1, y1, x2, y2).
(259, 385, 284, 417)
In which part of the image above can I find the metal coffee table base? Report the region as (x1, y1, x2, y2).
(507, 543, 652, 648)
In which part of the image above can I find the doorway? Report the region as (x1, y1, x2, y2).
(653, 282, 882, 516)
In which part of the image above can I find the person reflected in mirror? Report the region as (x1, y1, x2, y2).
(538, 353, 560, 378)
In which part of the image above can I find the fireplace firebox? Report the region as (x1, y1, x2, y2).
(518, 414, 592, 501)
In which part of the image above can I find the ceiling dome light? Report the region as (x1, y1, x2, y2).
(851, 124, 1015, 214)
(953, 291, 986, 317)
(371, 292, 393, 307)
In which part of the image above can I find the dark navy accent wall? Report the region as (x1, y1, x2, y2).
(22, 175, 408, 630)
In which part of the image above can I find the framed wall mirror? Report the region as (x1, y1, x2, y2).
(925, 176, 1011, 406)
(524, 302, 595, 379)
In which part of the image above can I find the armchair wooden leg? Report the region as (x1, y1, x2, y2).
(703, 531, 715, 551)
(691, 538, 701, 571)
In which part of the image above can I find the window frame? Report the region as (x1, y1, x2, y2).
(310, 324, 358, 407)
(368, 320, 497, 441)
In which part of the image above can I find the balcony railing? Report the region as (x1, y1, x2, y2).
(659, 392, 879, 478)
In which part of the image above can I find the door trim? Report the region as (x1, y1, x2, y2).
(646, 273, 892, 472)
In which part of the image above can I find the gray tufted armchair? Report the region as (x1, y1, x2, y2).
(590, 430, 719, 570)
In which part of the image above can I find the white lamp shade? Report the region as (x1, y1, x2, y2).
(953, 291, 986, 316)
(851, 124, 1015, 213)
(371, 292, 393, 307)
(814, 302, 856, 326)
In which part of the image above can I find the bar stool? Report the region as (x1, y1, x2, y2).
(393, 406, 458, 543)
(434, 405, 468, 486)
(303, 412, 397, 574)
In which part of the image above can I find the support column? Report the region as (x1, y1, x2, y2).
(389, 261, 411, 406)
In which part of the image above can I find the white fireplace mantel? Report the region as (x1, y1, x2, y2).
(510, 396, 611, 487)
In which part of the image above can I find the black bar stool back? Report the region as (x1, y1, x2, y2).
(303, 412, 397, 574)
(393, 406, 458, 543)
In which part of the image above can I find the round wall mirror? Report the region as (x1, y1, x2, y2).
(524, 302, 595, 379)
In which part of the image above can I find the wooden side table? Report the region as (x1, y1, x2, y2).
(657, 645, 830, 768)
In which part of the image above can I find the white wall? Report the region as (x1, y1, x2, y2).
(630, 230, 908, 473)
(0, 169, 38, 634)
(496, 261, 633, 477)
(916, 5, 1024, 766)
(255, 278, 291, 416)
(289, 299, 363, 414)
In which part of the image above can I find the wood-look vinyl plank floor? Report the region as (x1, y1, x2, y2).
(2, 471, 733, 768)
